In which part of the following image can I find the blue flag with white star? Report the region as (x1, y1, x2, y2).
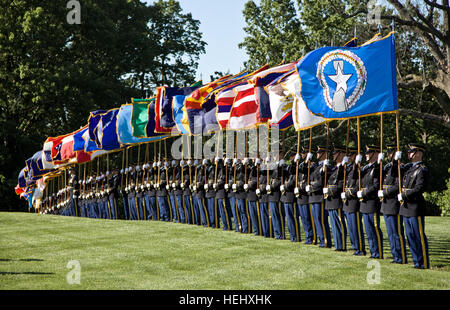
(296, 33, 398, 119)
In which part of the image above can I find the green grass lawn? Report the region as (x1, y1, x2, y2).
(0, 212, 449, 290)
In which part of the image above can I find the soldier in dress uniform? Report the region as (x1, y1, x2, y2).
(68, 167, 79, 217)
(204, 158, 218, 228)
(357, 145, 383, 259)
(127, 166, 139, 220)
(107, 169, 120, 220)
(168, 161, 179, 223)
(194, 160, 209, 227)
(398, 143, 430, 269)
(378, 145, 407, 263)
(173, 160, 186, 224)
(182, 160, 194, 224)
(156, 161, 170, 222)
(281, 156, 301, 242)
(234, 158, 250, 234)
(215, 158, 233, 231)
(144, 162, 158, 220)
(227, 158, 240, 232)
(247, 159, 262, 236)
(306, 146, 332, 248)
(120, 167, 130, 220)
(267, 158, 284, 240)
(257, 162, 271, 238)
(342, 148, 366, 255)
(324, 146, 347, 251)
(294, 148, 315, 244)
(135, 164, 146, 220)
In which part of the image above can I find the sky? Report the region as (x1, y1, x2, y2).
(144, 0, 250, 82)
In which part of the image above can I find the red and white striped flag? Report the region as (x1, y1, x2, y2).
(227, 83, 262, 130)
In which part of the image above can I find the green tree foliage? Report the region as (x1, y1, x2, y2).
(240, 0, 450, 214)
(0, 0, 205, 210)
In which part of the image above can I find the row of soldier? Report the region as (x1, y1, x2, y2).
(40, 142, 430, 269)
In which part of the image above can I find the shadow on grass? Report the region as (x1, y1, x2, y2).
(0, 271, 54, 275)
(0, 258, 44, 262)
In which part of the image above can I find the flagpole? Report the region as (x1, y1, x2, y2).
(256, 127, 262, 236)
(357, 117, 362, 195)
(379, 114, 384, 192)
(266, 123, 272, 238)
(395, 112, 402, 202)
(343, 119, 350, 194)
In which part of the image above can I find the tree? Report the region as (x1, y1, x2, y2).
(0, 0, 206, 210)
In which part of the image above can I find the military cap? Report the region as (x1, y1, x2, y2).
(300, 146, 308, 154)
(407, 143, 426, 153)
(347, 148, 358, 155)
(365, 145, 380, 154)
(332, 145, 346, 154)
(316, 145, 327, 153)
(386, 144, 397, 152)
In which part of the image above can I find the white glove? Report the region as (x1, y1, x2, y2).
(265, 157, 270, 163)
(244, 184, 249, 191)
(394, 151, 402, 161)
(266, 185, 271, 192)
(398, 193, 404, 202)
(342, 156, 349, 165)
(136, 165, 140, 171)
(341, 192, 346, 200)
(323, 187, 329, 194)
(164, 162, 169, 167)
(213, 183, 217, 189)
(180, 160, 185, 166)
(106, 171, 110, 176)
(294, 187, 300, 195)
(357, 190, 363, 199)
(377, 153, 385, 164)
(202, 159, 208, 165)
(187, 160, 192, 166)
(378, 190, 384, 199)
(215, 157, 220, 163)
(255, 158, 261, 165)
(323, 159, 329, 166)
(280, 185, 285, 192)
(224, 184, 229, 190)
(153, 162, 157, 168)
(233, 158, 238, 165)
(294, 154, 301, 163)
(157, 161, 162, 167)
(305, 185, 311, 193)
(204, 184, 209, 190)
(355, 154, 363, 164)
(172, 183, 176, 188)
(232, 184, 237, 191)
(243, 158, 249, 165)
(256, 189, 261, 196)
(180, 183, 184, 189)
(279, 159, 285, 166)
(165, 185, 170, 190)
(306, 153, 313, 162)
(193, 185, 197, 191)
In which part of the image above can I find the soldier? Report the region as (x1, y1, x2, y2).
(194, 160, 209, 227)
(378, 145, 407, 264)
(342, 148, 366, 255)
(173, 160, 186, 224)
(107, 169, 120, 220)
(156, 161, 170, 222)
(357, 145, 383, 259)
(281, 156, 301, 242)
(100, 174, 109, 219)
(306, 146, 332, 248)
(227, 158, 240, 232)
(144, 162, 158, 220)
(267, 158, 284, 240)
(257, 161, 271, 238)
(204, 158, 217, 228)
(234, 158, 250, 234)
(121, 167, 130, 220)
(127, 166, 139, 221)
(247, 159, 261, 236)
(182, 160, 194, 224)
(168, 161, 179, 223)
(68, 167, 79, 217)
(398, 143, 429, 269)
(294, 149, 315, 245)
(324, 146, 347, 251)
(215, 157, 232, 231)
(135, 164, 146, 220)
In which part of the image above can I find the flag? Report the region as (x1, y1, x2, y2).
(173, 95, 190, 134)
(284, 72, 326, 131)
(26, 151, 55, 180)
(296, 32, 398, 120)
(96, 108, 121, 151)
(155, 86, 200, 133)
(227, 83, 265, 130)
(184, 75, 232, 134)
(60, 134, 75, 161)
(88, 110, 107, 143)
(18, 168, 28, 188)
(43, 133, 71, 164)
(249, 63, 297, 121)
(266, 71, 296, 130)
(131, 100, 153, 138)
(117, 104, 170, 145)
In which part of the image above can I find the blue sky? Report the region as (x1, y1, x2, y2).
(144, 0, 250, 82)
